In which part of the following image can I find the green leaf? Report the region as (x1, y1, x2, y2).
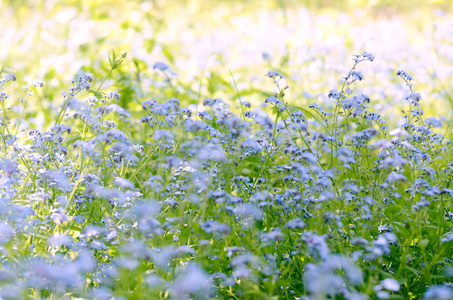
(109, 49, 127, 70)
(87, 89, 104, 98)
(403, 266, 421, 277)
(63, 135, 82, 147)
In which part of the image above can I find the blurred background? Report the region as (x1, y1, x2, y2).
(0, 0, 452, 133)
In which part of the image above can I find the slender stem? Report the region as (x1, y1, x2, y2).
(229, 69, 245, 120)
(96, 68, 113, 94)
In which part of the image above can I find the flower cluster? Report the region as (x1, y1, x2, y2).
(0, 52, 450, 299)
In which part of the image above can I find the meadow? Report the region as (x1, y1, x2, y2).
(1, 0, 453, 299)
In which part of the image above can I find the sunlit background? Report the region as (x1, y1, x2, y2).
(1, 0, 452, 133)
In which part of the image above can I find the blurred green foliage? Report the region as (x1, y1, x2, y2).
(0, 0, 452, 133)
